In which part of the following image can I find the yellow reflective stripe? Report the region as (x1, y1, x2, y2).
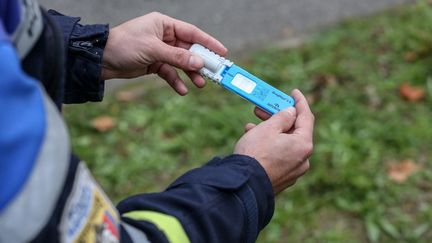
(123, 211, 190, 243)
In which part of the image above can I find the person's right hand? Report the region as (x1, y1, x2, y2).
(234, 89, 314, 194)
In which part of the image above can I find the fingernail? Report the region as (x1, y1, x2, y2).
(189, 55, 204, 69)
(291, 89, 301, 95)
(178, 85, 188, 95)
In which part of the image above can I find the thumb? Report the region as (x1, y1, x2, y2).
(153, 42, 204, 71)
(263, 107, 297, 133)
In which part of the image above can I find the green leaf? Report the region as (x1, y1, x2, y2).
(411, 224, 429, 239)
(378, 218, 400, 239)
(366, 218, 381, 243)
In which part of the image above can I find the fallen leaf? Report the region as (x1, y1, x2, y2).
(387, 159, 419, 183)
(313, 74, 338, 87)
(399, 83, 426, 102)
(115, 86, 148, 102)
(91, 116, 116, 132)
(404, 47, 432, 62)
(115, 90, 137, 102)
(404, 52, 418, 62)
(305, 94, 316, 105)
(371, 26, 385, 39)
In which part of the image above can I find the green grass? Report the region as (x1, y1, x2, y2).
(64, 1, 432, 242)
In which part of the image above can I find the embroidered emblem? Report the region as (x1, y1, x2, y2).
(60, 163, 120, 243)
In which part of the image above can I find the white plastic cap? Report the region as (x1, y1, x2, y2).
(189, 44, 233, 83)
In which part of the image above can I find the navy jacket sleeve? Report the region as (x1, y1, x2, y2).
(117, 155, 275, 243)
(47, 10, 109, 104)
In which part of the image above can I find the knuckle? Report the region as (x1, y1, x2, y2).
(188, 23, 198, 31)
(295, 141, 313, 162)
(184, 21, 201, 33)
(173, 49, 189, 65)
(307, 142, 314, 154)
(310, 113, 315, 123)
(281, 108, 296, 119)
(148, 12, 169, 22)
(149, 11, 163, 17)
(296, 161, 310, 177)
(266, 122, 279, 131)
(302, 141, 314, 157)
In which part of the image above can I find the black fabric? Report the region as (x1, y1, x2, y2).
(47, 9, 108, 104)
(21, 8, 108, 107)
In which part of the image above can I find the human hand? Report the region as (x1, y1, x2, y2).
(234, 89, 314, 193)
(101, 12, 227, 95)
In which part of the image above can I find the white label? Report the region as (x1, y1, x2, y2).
(231, 74, 256, 94)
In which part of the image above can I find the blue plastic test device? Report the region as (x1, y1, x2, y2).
(190, 44, 295, 114)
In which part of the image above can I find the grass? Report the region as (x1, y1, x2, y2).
(64, 1, 432, 242)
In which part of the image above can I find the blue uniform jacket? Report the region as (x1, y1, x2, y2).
(0, 1, 275, 242)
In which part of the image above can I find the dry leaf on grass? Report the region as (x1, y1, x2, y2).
(115, 91, 137, 102)
(313, 74, 338, 88)
(305, 94, 316, 105)
(115, 87, 148, 102)
(404, 52, 418, 62)
(387, 159, 420, 183)
(399, 83, 426, 102)
(91, 116, 116, 132)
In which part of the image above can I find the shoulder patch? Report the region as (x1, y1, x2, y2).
(60, 163, 119, 243)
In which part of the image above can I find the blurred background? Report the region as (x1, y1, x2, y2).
(42, 0, 431, 242)
(40, 0, 409, 51)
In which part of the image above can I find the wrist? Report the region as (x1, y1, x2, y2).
(100, 68, 115, 81)
(50, 9, 109, 103)
(101, 49, 118, 80)
(101, 28, 119, 80)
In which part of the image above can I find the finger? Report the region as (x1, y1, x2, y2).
(157, 63, 188, 95)
(254, 107, 271, 121)
(262, 107, 297, 133)
(292, 89, 314, 141)
(294, 159, 310, 178)
(185, 71, 206, 88)
(274, 179, 297, 194)
(244, 123, 256, 133)
(166, 16, 228, 56)
(152, 41, 204, 71)
(275, 159, 310, 194)
(173, 39, 195, 50)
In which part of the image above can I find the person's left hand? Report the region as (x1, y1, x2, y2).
(101, 12, 227, 95)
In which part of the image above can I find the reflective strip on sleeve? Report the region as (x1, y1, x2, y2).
(123, 211, 190, 243)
